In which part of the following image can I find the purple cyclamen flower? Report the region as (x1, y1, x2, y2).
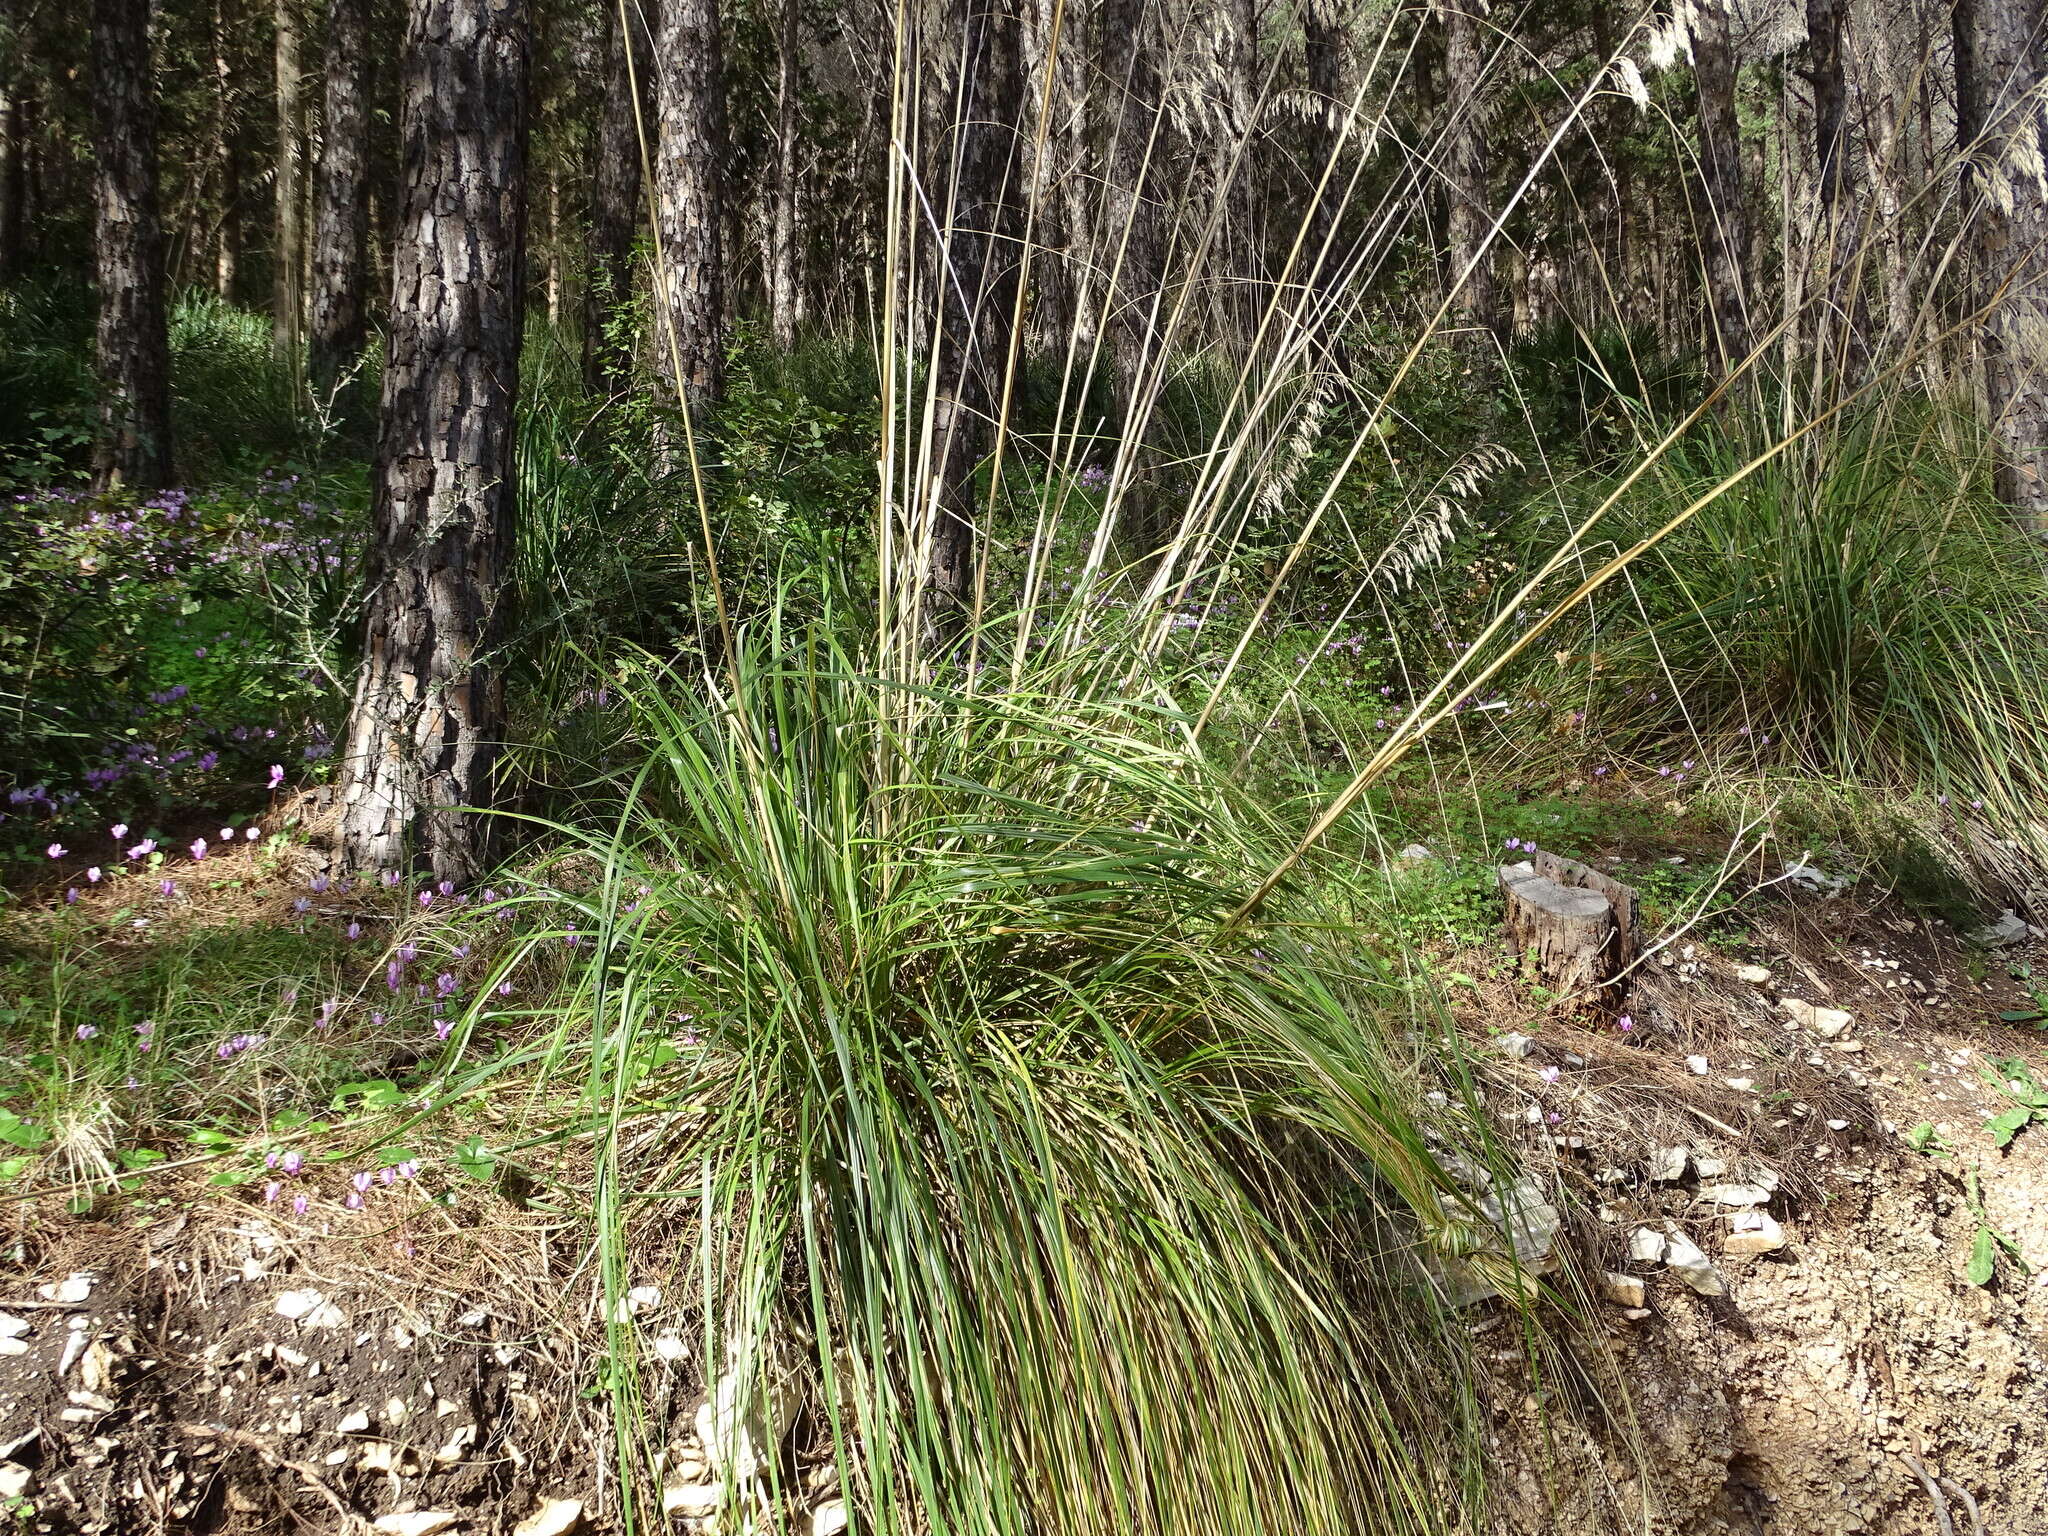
(87, 867, 102, 883)
(263, 1181, 282, 1203)
(351, 1170, 374, 1193)
(280, 1151, 304, 1175)
(219, 828, 233, 842)
(378, 1164, 397, 1186)
(47, 843, 65, 859)
(189, 838, 208, 861)
(346, 922, 362, 941)
(245, 826, 259, 841)
(293, 897, 311, 914)
(1539, 1065, 1559, 1083)
(310, 875, 329, 894)
(496, 980, 513, 996)
(381, 869, 400, 887)
(435, 972, 458, 998)
(111, 823, 128, 840)
(292, 1194, 309, 1215)
(387, 961, 404, 991)
(434, 1019, 453, 1040)
(343, 1190, 364, 1211)
(128, 839, 157, 859)
(75, 1024, 97, 1040)
(419, 892, 434, 908)
(66, 889, 79, 904)
(268, 765, 285, 789)
(159, 880, 175, 896)
(1617, 1015, 1634, 1032)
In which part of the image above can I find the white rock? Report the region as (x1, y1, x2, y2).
(513, 1497, 584, 1536)
(274, 1289, 347, 1330)
(336, 1409, 371, 1433)
(0, 1464, 33, 1500)
(1703, 1183, 1772, 1208)
(1496, 1032, 1536, 1059)
(1825, 1119, 1850, 1131)
(1685, 1055, 1709, 1075)
(1969, 910, 2035, 947)
(1722, 1078, 1755, 1092)
(1661, 1231, 1727, 1296)
(696, 1339, 801, 1486)
(372, 1515, 460, 1536)
(1600, 1272, 1646, 1308)
(0, 1313, 28, 1341)
(651, 1331, 690, 1363)
(663, 1482, 722, 1518)
(36, 1273, 93, 1305)
(1692, 1155, 1728, 1178)
(1734, 964, 1772, 985)
(1783, 862, 1850, 895)
(1725, 1210, 1787, 1256)
(611, 1285, 663, 1323)
(0, 1339, 25, 1358)
(810, 1500, 850, 1536)
(1780, 998, 1852, 1038)
(1645, 1145, 1690, 1182)
(1628, 1227, 1667, 1262)
(1395, 843, 1438, 865)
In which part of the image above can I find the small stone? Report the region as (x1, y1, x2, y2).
(1825, 1119, 1850, 1131)
(1783, 862, 1849, 895)
(1600, 1272, 1646, 1308)
(513, 1497, 584, 1536)
(1395, 843, 1438, 865)
(274, 1290, 347, 1330)
(36, 1273, 94, 1305)
(1646, 1145, 1690, 1182)
(1496, 1032, 1536, 1059)
(663, 1482, 722, 1518)
(0, 1313, 28, 1341)
(336, 1409, 371, 1433)
(372, 1515, 461, 1536)
(0, 1463, 33, 1500)
(651, 1332, 689, 1363)
(1703, 1184, 1772, 1207)
(1725, 1210, 1787, 1255)
(1628, 1227, 1667, 1263)
(1969, 910, 2034, 948)
(1685, 1055, 1709, 1075)
(1621, 1307, 1652, 1320)
(1780, 998, 1852, 1038)
(1661, 1231, 1727, 1296)
(0, 1339, 25, 1358)
(1722, 1078, 1755, 1092)
(1834, 1039, 1864, 1053)
(810, 1500, 849, 1536)
(1734, 964, 1772, 985)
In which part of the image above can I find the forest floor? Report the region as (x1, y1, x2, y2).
(3, 831, 2047, 1535)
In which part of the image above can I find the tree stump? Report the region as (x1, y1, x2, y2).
(1498, 859, 1634, 1015)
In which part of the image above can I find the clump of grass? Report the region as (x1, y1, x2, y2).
(1540, 404, 2048, 892)
(483, 612, 1522, 1535)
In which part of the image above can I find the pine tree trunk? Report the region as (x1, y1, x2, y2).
(213, 0, 240, 300)
(926, 0, 1024, 639)
(653, 0, 726, 408)
(768, 0, 802, 349)
(583, 0, 645, 398)
(1693, 0, 1750, 372)
(1101, 0, 1163, 393)
(1215, 0, 1261, 333)
(338, 0, 530, 883)
(1020, 0, 1086, 351)
(273, 0, 306, 356)
(1954, 0, 2048, 532)
(0, 0, 24, 281)
(309, 0, 370, 398)
(90, 0, 174, 491)
(1300, 0, 1351, 337)
(1439, 0, 1498, 350)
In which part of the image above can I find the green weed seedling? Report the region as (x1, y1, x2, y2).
(1982, 1058, 2048, 1149)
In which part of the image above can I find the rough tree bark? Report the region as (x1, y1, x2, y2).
(1693, 0, 1751, 373)
(1101, 0, 1163, 391)
(653, 0, 726, 406)
(273, 0, 306, 355)
(583, 0, 645, 398)
(1439, 0, 1499, 351)
(338, 0, 530, 883)
(1019, 0, 1082, 349)
(309, 0, 371, 398)
(1954, 0, 2048, 532)
(0, 0, 24, 280)
(768, 0, 803, 349)
(90, 0, 174, 491)
(926, 0, 1025, 638)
